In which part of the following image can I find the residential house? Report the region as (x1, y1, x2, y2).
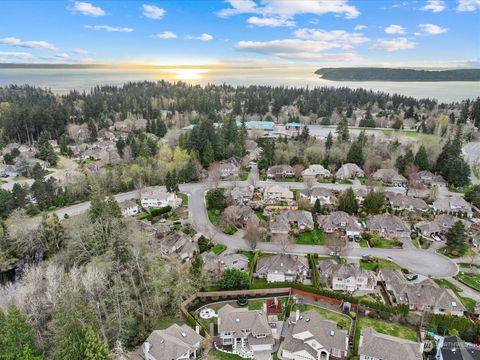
(159, 232, 198, 260)
(435, 336, 480, 360)
(408, 188, 430, 199)
(285, 122, 304, 131)
(112, 117, 147, 132)
(255, 254, 309, 283)
(302, 164, 331, 181)
(433, 196, 473, 218)
(414, 214, 470, 239)
(201, 251, 249, 278)
(317, 211, 362, 239)
(366, 214, 410, 239)
(263, 185, 294, 203)
(280, 210, 314, 231)
(267, 164, 294, 179)
(282, 309, 349, 360)
(301, 186, 337, 206)
(0, 164, 18, 177)
(119, 200, 140, 217)
(353, 188, 367, 204)
(219, 156, 242, 178)
(318, 260, 376, 293)
(358, 327, 423, 360)
(379, 269, 466, 316)
(141, 324, 203, 360)
(269, 215, 291, 235)
(336, 163, 364, 180)
(228, 185, 254, 205)
(224, 205, 259, 228)
(372, 168, 407, 186)
(387, 192, 429, 212)
(417, 170, 447, 187)
(217, 304, 274, 358)
(141, 188, 179, 209)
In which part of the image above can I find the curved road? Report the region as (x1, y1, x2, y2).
(16, 177, 458, 278)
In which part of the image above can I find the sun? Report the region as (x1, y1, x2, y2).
(158, 68, 209, 80)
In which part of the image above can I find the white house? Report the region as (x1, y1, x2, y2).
(141, 188, 179, 209)
(318, 261, 376, 293)
(119, 200, 140, 217)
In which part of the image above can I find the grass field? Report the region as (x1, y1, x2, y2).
(292, 303, 352, 330)
(208, 209, 221, 225)
(360, 258, 401, 271)
(353, 317, 417, 354)
(178, 192, 188, 207)
(457, 272, 480, 292)
(296, 229, 325, 245)
(458, 262, 480, 269)
(212, 244, 226, 255)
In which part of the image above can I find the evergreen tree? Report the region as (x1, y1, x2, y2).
(218, 269, 250, 290)
(470, 97, 480, 127)
(165, 170, 179, 193)
(414, 145, 429, 170)
(459, 100, 470, 123)
(346, 141, 364, 166)
(338, 188, 359, 214)
(83, 326, 111, 360)
(40, 213, 65, 255)
(336, 117, 349, 142)
(12, 183, 28, 208)
(363, 190, 385, 215)
(0, 305, 43, 360)
(313, 198, 322, 214)
(445, 220, 467, 256)
(325, 132, 333, 150)
(202, 140, 214, 166)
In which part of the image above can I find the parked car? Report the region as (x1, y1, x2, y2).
(406, 274, 418, 281)
(329, 251, 339, 256)
(386, 256, 393, 262)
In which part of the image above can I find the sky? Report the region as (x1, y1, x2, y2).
(0, 0, 479, 68)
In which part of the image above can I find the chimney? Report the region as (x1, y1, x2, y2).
(143, 341, 151, 356)
(295, 309, 300, 322)
(196, 325, 200, 335)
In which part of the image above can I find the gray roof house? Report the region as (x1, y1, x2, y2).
(302, 164, 332, 180)
(255, 254, 309, 283)
(387, 192, 429, 212)
(141, 323, 203, 360)
(317, 211, 362, 238)
(269, 215, 291, 235)
(228, 185, 254, 205)
(201, 251, 249, 278)
(279, 210, 314, 230)
(372, 168, 407, 186)
(263, 185, 294, 203)
(436, 336, 480, 360)
(379, 269, 466, 316)
(282, 309, 349, 360)
(267, 164, 294, 179)
(159, 232, 198, 261)
(336, 163, 364, 180)
(433, 196, 473, 218)
(415, 214, 470, 238)
(358, 327, 423, 360)
(217, 304, 274, 357)
(318, 260, 376, 293)
(366, 214, 410, 239)
(301, 186, 337, 206)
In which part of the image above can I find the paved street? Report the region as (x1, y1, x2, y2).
(10, 172, 461, 278)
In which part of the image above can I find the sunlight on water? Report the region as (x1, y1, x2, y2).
(157, 68, 209, 80)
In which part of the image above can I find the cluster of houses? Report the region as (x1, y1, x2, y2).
(266, 162, 366, 182)
(0, 143, 50, 178)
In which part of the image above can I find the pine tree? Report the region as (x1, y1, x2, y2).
(414, 145, 429, 170)
(325, 132, 333, 150)
(445, 220, 467, 256)
(83, 326, 111, 360)
(337, 187, 359, 215)
(202, 140, 214, 166)
(336, 117, 349, 142)
(41, 213, 66, 255)
(346, 141, 364, 166)
(313, 198, 322, 214)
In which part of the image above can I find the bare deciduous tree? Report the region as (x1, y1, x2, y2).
(244, 217, 264, 250)
(207, 162, 221, 189)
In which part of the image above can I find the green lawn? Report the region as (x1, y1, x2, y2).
(457, 272, 480, 292)
(209, 350, 244, 360)
(296, 229, 325, 245)
(438, 245, 472, 258)
(208, 209, 221, 225)
(353, 317, 417, 354)
(293, 303, 352, 331)
(291, 188, 301, 199)
(360, 258, 401, 271)
(240, 170, 249, 181)
(151, 314, 186, 330)
(458, 262, 480, 269)
(359, 239, 369, 248)
(212, 244, 226, 255)
(433, 279, 461, 292)
(240, 251, 256, 262)
(255, 210, 268, 221)
(178, 192, 188, 207)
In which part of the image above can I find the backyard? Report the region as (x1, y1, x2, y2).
(292, 303, 352, 331)
(353, 317, 417, 354)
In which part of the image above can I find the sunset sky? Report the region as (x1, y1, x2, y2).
(0, 0, 479, 68)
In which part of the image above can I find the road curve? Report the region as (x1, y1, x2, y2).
(12, 179, 458, 278)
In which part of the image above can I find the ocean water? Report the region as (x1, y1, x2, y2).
(0, 67, 478, 102)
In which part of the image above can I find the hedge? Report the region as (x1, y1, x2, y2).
(307, 253, 319, 288)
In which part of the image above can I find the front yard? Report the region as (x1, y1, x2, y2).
(359, 258, 401, 271)
(457, 272, 480, 292)
(361, 232, 402, 249)
(296, 229, 325, 245)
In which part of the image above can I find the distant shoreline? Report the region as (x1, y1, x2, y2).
(315, 67, 480, 82)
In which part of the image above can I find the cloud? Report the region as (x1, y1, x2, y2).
(54, 53, 71, 60)
(419, 23, 448, 35)
(71, 2, 106, 17)
(154, 31, 178, 39)
(235, 27, 368, 60)
(457, 0, 480, 11)
(371, 37, 416, 51)
(142, 4, 165, 19)
(218, 0, 359, 21)
(247, 16, 295, 27)
(72, 48, 89, 54)
(186, 33, 214, 41)
(354, 24, 367, 31)
(293, 28, 369, 48)
(384, 24, 406, 35)
(0, 37, 58, 51)
(0, 51, 33, 59)
(421, 0, 446, 12)
(84, 25, 134, 32)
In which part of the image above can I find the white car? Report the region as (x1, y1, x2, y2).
(386, 256, 393, 262)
